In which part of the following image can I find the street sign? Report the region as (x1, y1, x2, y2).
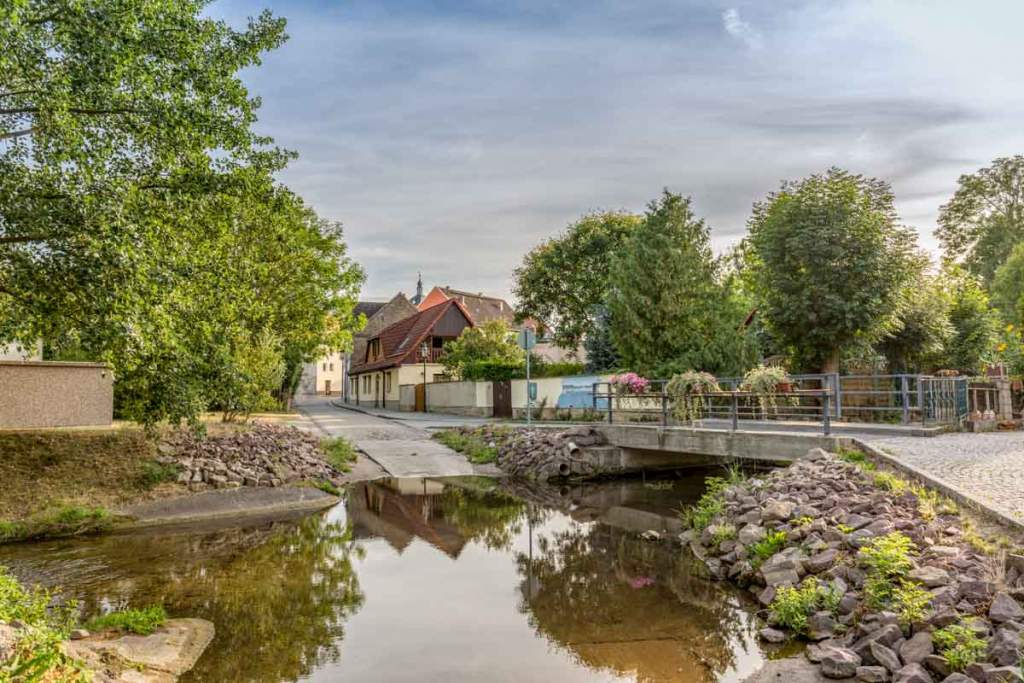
(528, 382, 538, 401)
(517, 328, 536, 351)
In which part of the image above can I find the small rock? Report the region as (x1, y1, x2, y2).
(922, 655, 950, 679)
(989, 593, 1024, 623)
(910, 566, 952, 588)
(739, 524, 767, 545)
(759, 627, 787, 643)
(893, 663, 933, 683)
(870, 642, 902, 674)
(987, 628, 1023, 666)
(984, 668, 1023, 683)
(966, 663, 994, 682)
(858, 666, 891, 682)
(807, 549, 840, 574)
(900, 632, 933, 665)
(764, 500, 797, 522)
(941, 676, 974, 683)
(807, 611, 836, 641)
(822, 648, 863, 679)
(69, 629, 90, 640)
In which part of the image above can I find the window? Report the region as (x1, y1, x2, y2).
(329, 363, 334, 371)
(322, 362, 327, 371)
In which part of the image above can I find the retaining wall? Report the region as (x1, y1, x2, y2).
(0, 361, 113, 428)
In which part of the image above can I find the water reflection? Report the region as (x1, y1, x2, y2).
(0, 474, 768, 682)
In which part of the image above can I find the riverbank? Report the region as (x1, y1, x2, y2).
(0, 420, 357, 544)
(685, 447, 1024, 683)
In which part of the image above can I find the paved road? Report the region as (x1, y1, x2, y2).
(293, 397, 479, 478)
(870, 431, 1024, 523)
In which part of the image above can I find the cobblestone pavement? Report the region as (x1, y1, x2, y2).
(869, 432, 1024, 522)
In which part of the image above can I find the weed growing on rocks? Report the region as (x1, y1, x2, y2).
(139, 459, 181, 488)
(934, 624, 989, 672)
(682, 477, 729, 532)
(320, 436, 358, 472)
(770, 578, 840, 634)
(85, 605, 167, 636)
(838, 448, 876, 472)
(750, 530, 788, 567)
(434, 429, 500, 464)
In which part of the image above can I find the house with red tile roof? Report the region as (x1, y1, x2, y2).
(346, 298, 474, 409)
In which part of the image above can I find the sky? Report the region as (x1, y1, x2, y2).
(210, 0, 1024, 302)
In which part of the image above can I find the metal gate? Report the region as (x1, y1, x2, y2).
(921, 377, 969, 426)
(493, 380, 512, 418)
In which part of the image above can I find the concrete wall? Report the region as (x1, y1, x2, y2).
(0, 361, 113, 428)
(422, 381, 492, 416)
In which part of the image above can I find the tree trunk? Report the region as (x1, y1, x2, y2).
(821, 349, 841, 375)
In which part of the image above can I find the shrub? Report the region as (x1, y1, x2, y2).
(139, 460, 181, 488)
(934, 625, 988, 672)
(85, 605, 167, 635)
(321, 436, 358, 472)
(750, 530, 788, 567)
(461, 359, 522, 382)
(859, 532, 928, 623)
(892, 580, 932, 624)
(770, 578, 840, 634)
(0, 568, 87, 681)
(873, 471, 909, 493)
(711, 523, 737, 545)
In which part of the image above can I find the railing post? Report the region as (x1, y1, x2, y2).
(832, 373, 842, 419)
(823, 393, 831, 436)
(730, 392, 738, 432)
(661, 388, 668, 428)
(607, 385, 613, 424)
(901, 375, 910, 425)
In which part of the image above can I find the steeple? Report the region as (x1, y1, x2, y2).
(412, 272, 424, 305)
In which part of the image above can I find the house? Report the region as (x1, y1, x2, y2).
(347, 298, 474, 409)
(298, 294, 417, 398)
(418, 283, 585, 363)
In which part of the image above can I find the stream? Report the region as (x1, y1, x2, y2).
(0, 470, 775, 682)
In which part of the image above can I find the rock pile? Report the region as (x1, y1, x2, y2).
(684, 448, 1024, 683)
(159, 424, 342, 490)
(494, 425, 608, 480)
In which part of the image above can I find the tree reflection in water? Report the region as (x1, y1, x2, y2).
(1, 513, 365, 683)
(516, 522, 756, 683)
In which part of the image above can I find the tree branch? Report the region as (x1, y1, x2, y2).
(0, 128, 36, 141)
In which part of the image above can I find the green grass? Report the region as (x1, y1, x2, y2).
(433, 429, 499, 464)
(320, 436, 358, 472)
(313, 479, 341, 496)
(85, 605, 168, 635)
(0, 504, 112, 544)
(769, 578, 840, 634)
(838, 448, 877, 471)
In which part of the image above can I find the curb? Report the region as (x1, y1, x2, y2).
(852, 438, 1024, 533)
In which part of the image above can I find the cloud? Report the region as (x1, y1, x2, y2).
(721, 8, 763, 50)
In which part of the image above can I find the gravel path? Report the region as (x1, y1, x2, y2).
(869, 431, 1024, 522)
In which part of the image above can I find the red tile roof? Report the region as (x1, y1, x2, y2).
(349, 298, 473, 374)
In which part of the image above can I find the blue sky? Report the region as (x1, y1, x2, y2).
(210, 0, 1024, 300)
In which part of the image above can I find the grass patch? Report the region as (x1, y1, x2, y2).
(139, 460, 181, 488)
(0, 504, 112, 544)
(433, 429, 500, 464)
(320, 436, 358, 472)
(838, 448, 877, 472)
(313, 479, 341, 496)
(84, 605, 168, 636)
(0, 567, 89, 681)
(750, 530, 788, 567)
(933, 624, 989, 672)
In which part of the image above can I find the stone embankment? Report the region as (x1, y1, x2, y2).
(469, 425, 609, 479)
(159, 424, 342, 490)
(684, 448, 1024, 683)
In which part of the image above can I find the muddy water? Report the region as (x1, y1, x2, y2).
(0, 472, 773, 682)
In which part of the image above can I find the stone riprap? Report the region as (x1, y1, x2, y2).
(160, 424, 342, 490)
(685, 448, 1024, 683)
(448, 424, 609, 480)
(869, 433, 1024, 523)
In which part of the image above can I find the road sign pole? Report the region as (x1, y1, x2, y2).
(526, 349, 531, 426)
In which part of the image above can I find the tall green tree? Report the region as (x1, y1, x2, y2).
(876, 274, 953, 373)
(746, 168, 920, 373)
(442, 319, 525, 379)
(937, 156, 1024, 286)
(513, 211, 641, 351)
(583, 305, 619, 373)
(1, 2, 365, 425)
(607, 191, 755, 376)
(991, 241, 1024, 326)
(941, 266, 999, 374)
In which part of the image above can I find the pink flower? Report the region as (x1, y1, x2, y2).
(610, 372, 650, 394)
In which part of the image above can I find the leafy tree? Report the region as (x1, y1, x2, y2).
(583, 305, 619, 373)
(937, 156, 1024, 286)
(991, 241, 1024, 326)
(513, 211, 641, 350)
(746, 168, 920, 373)
(876, 274, 953, 373)
(442, 320, 524, 379)
(1, 1, 365, 425)
(941, 267, 999, 374)
(607, 191, 755, 376)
